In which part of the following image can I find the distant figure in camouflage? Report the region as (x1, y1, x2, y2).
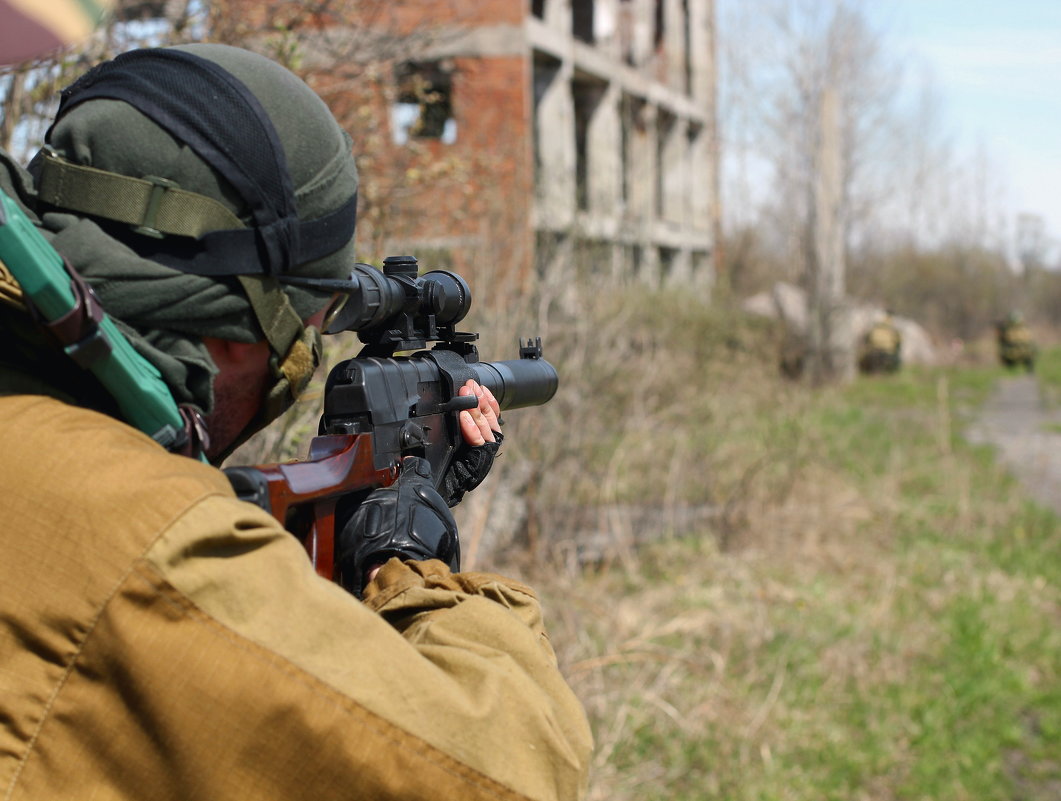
(996, 311, 1036, 372)
(859, 311, 902, 374)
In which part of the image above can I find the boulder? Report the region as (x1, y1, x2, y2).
(742, 281, 937, 365)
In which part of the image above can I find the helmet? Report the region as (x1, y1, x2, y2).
(30, 44, 360, 453)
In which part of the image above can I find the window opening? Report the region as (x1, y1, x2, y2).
(682, 0, 692, 94)
(655, 109, 676, 218)
(392, 61, 456, 144)
(573, 72, 607, 211)
(573, 0, 595, 44)
(660, 246, 678, 281)
(620, 94, 647, 205)
(532, 51, 563, 193)
(629, 244, 643, 280)
(654, 0, 664, 50)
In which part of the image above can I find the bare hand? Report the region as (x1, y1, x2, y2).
(457, 380, 500, 445)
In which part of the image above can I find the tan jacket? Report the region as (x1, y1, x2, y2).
(0, 392, 592, 800)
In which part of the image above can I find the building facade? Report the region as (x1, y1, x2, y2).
(289, 0, 718, 289)
(528, 0, 718, 287)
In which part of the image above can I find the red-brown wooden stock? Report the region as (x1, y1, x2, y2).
(249, 433, 398, 580)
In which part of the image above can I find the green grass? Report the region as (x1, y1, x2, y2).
(794, 368, 1059, 800)
(1035, 346, 1061, 411)
(536, 353, 1061, 801)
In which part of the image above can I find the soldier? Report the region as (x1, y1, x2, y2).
(996, 310, 1036, 372)
(859, 310, 902, 374)
(0, 45, 591, 800)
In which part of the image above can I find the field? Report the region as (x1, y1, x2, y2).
(235, 287, 1061, 800)
(496, 295, 1061, 800)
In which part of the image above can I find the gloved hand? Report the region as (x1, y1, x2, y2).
(440, 430, 503, 507)
(336, 456, 460, 598)
(439, 379, 504, 507)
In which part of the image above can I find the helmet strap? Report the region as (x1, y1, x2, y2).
(236, 273, 322, 395)
(207, 274, 321, 463)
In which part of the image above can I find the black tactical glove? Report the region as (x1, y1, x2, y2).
(337, 456, 460, 598)
(439, 429, 503, 507)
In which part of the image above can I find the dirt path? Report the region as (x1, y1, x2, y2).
(966, 374, 1061, 514)
(966, 374, 1061, 800)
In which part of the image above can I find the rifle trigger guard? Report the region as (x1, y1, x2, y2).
(438, 394, 478, 414)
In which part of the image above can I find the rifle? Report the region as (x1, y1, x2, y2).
(224, 255, 558, 584)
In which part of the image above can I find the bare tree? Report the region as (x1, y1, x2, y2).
(772, 1, 895, 380)
(0, 0, 204, 158)
(721, 0, 904, 381)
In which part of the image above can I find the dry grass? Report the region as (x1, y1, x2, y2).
(229, 275, 1060, 800)
(484, 293, 1060, 800)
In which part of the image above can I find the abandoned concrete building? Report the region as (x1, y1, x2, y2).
(527, 0, 718, 287)
(285, 0, 719, 288)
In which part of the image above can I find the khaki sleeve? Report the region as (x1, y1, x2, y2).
(363, 559, 593, 797)
(364, 559, 549, 639)
(143, 495, 593, 801)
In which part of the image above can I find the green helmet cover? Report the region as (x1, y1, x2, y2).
(30, 44, 360, 456)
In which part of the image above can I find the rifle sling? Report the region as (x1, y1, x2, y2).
(24, 255, 109, 367)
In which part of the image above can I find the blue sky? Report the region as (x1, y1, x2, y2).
(718, 0, 1061, 251)
(881, 0, 1061, 244)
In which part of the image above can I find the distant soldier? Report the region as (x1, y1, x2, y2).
(996, 311, 1036, 372)
(859, 311, 902, 374)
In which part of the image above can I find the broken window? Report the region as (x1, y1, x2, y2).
(532, 0, 546, 19)
(572, 71, 607, 211)
(682, 0, 692, 94)
(573, 0, 595, 44)
(532, 50, 563, 195)
(392, 61, 456, 145)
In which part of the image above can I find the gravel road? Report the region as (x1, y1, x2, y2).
(966, 374, 1061, 514)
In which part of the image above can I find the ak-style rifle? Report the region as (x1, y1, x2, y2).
(224, 255, 557, 583)
(0, 196, 557, 584)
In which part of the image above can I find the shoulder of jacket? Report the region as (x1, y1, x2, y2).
(0, 393, 232, 512)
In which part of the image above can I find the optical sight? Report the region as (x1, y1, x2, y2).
(323, 256, 473, 355)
